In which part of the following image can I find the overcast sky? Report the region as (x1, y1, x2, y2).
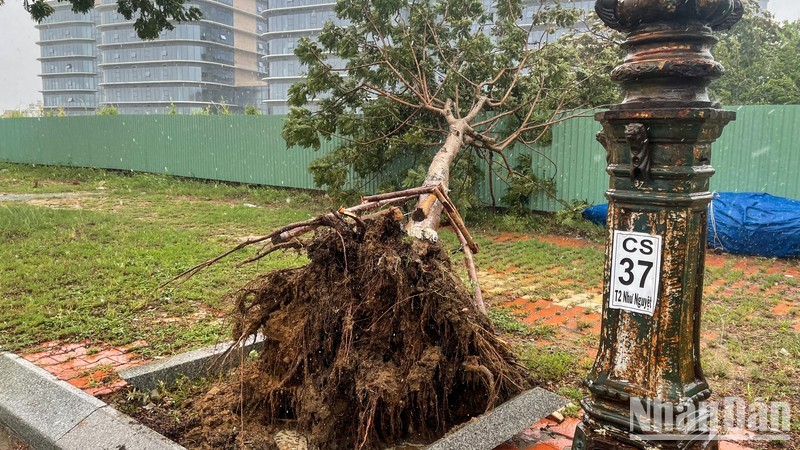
(1, 0, 799, 112)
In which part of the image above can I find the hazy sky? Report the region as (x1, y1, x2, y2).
(1, 0, 799, 112)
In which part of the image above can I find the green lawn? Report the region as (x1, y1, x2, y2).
(0, 163, 322, 355)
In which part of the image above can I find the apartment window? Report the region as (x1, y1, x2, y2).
(67, 97, 74, 103)
(257, 24, 264, 32)
(131, 51, 137, 59)
(220, 34, 227, 41)
(114, 53, 120, 60)
(65, 63, 73, 71)
(49, 64, 56, 72)
(257, 43, 265, 52)
(145, 70, 151, 77)
(65, 30, 71, 36)
(161, 49, 168, 56)
(286, 16, 294, 27)
(113, 32, 119, 41)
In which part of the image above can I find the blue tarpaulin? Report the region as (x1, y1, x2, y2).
(581, 193, 800, 258)
(582, 203, 608, 227)
(707, 192, 800, 258)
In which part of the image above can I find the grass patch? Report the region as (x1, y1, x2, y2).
(518, 343, 582, 383)
(0, 164, 323, 353)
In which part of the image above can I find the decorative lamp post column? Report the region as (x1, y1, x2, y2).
(573, 1, 743, 449)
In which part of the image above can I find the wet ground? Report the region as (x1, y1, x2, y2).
(0, 424, 26, 450)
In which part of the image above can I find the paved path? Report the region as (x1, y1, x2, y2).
(0, 192, 97, 202)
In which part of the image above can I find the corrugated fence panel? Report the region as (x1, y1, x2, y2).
(712, 105, 800, 197)
(0, 115, 325, 190)
(1, 105, 798, 209)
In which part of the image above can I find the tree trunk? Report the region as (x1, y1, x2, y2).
(406, 119, 468, 239)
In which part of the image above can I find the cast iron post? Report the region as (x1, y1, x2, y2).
(573, 1, 743, 449)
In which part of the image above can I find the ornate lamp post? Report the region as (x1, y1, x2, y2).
(573, 1, 743, 449)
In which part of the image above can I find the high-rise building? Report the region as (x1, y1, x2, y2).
(259, 0, 342, 114)
(37, 0, 269, 114)
(257, 0, 596, 114)
(37, 6, 101, 114)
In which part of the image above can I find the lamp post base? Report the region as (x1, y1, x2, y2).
(573, 418, 719, 450)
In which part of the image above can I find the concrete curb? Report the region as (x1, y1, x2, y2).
(118, 334, 265, 392)
(425, 387, 569, 450)
(0, 352, 184, 450)
(1, 340, 566, 450)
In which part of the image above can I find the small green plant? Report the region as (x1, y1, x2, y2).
(96, 105, 119, 116)
(488, 308, 529, 334)
(244, 104, 261, 115)
(166, 100, 178, 115)
(56, 106, 67, 117)
(215, 100, 231, 115)
(554, 199, 590, 228)
(501, 153, 556, 215)
(193, 106, 212, 116)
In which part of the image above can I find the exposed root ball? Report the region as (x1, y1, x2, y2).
(194, 208, 531, 449)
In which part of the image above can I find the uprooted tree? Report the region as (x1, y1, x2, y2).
(170, 1, 614, 449)
(279, 0, 616, 310)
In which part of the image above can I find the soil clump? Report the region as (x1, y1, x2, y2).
(182, 208, 532, 449)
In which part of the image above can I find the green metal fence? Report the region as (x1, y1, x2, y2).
(1, 105, 798, 211)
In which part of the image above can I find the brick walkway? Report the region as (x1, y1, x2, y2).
(22, 339, 150, 396)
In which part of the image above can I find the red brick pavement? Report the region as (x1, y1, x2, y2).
(22, 340, 150, 397)
(492, 417, 753, 450)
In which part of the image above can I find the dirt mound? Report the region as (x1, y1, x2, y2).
(184, 208, 532, 449)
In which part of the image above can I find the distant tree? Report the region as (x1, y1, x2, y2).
(2, 0, 201, 39)
(712, 0, 800, 104)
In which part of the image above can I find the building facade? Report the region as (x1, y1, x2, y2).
(37, 0, 269, 114)
(37, 6, 101, 114)
(259, 0, 341, 114)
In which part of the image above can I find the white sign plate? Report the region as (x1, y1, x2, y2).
(609, 230, 663, 316)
